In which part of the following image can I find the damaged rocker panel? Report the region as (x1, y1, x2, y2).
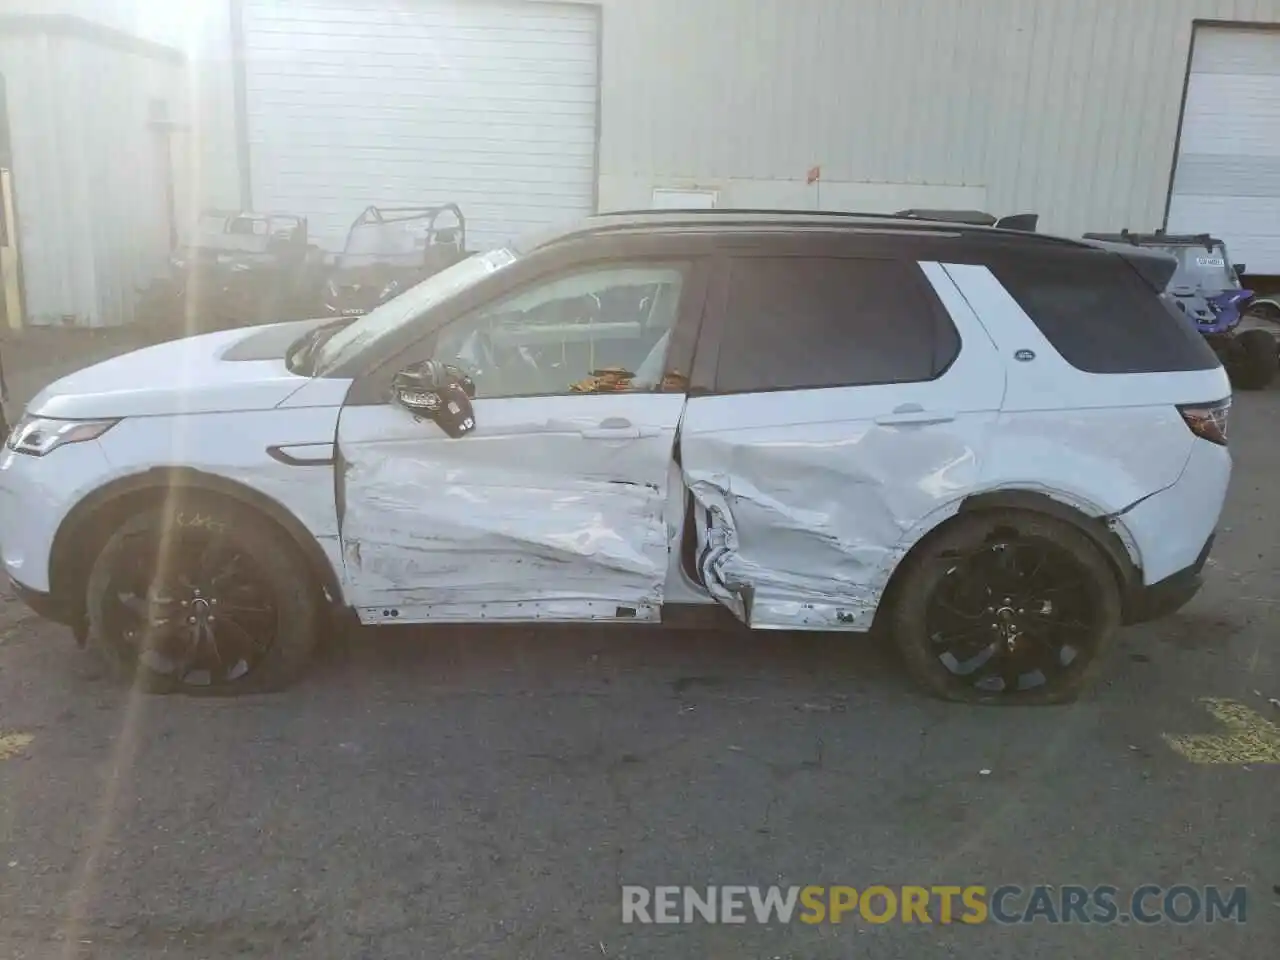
(356, 599, 658, 625)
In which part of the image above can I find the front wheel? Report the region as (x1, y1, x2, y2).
(1228, 328, 1278, 390)
(888, 510, 1122, 705)
(86, 497, 321, 695)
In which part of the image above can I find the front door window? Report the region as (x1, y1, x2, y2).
(432, 264, 686, 398)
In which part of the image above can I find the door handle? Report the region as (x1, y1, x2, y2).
(578, 417, 658, 440)
(875, 404, 957, 426)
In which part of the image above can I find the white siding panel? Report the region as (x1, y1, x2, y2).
(241, 0, 599, 251)
(0, 30, 181, 326)
(1170, 24, 1280, 274)
(597, 0, 1280, 237)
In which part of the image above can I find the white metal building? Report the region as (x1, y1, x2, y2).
(218, 0, 1280, 273)
(0, 14, 188, 327)
(1167, 24, 1280, 276)
(4, 0, 1280, 328)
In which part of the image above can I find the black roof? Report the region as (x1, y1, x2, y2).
(530, 208, 1084, 252)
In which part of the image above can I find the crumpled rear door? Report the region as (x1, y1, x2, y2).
(678, 259, 1005, 631)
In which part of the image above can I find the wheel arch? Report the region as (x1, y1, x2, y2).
(1248, 296, 1280, 318)
(49, 467, 343, 622)
(872, 488, 1142, 631)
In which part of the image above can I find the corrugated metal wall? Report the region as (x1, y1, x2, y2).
(597, 0, 1280, 235)
(0, 30, 184, 326)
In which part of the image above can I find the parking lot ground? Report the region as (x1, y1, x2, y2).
(1, 393, 1278, 959)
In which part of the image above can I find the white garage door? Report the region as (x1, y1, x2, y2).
(241, 0, 599, 252)
(1168, 27, 1280, 276)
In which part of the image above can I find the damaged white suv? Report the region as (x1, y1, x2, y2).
(0, 210, 1231, 703)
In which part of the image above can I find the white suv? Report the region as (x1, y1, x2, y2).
(0, 211, 1231, 704)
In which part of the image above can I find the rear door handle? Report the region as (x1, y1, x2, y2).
(578, 417, 658, 440)
(875, 404, 957, 426)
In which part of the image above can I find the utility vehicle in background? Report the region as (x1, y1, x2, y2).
(136, 210, 326, 333)
(322, 204, 469, 318)
(1084, 229, 1279, 390)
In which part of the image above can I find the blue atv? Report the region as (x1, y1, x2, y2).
(1084, 230, 1278, 390)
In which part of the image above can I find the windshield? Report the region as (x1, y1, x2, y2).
(313, 247, 518, 372)
(1152, 243, 1240, 291)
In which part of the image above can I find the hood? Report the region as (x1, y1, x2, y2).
(27, 318, 332, 420)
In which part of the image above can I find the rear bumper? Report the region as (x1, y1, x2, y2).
(1124, 533, 1213, 625)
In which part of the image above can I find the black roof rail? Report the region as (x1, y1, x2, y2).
(538, 210, 1089, 253)
(600, 207, 904, 220)
(894, 208, 1040, 232)
(895, 208, 998, 225)
(599, 206, 1046, 235)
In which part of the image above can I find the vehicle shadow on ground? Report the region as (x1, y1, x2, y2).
(308, 621, 914, 701)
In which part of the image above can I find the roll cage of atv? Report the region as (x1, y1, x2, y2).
(341, 204, 467, 255)
(323, 204, 469, 317)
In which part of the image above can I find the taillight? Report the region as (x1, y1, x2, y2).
(1177, 398, 1230, 446)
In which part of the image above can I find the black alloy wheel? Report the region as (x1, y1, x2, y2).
(925, 538, 1102, 695)
(102, 526, 277, 687)
(86, 498, 321, 695)
(890, 510, 1122, 705)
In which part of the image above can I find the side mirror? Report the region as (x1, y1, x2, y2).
(391, 360, 476, 438)
(1234, 264, 1247, 278)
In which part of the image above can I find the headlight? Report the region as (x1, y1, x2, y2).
(6, 416, 119, 457)
(325, 277, 340, 298)
(229, 261, 253, 274)
(378, 280, 401, 302)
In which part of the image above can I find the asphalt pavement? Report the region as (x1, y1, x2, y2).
(1, 390, 1277, 959)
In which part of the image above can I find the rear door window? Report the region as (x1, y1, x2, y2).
(989, 256, 1221, 374)
(713, 256, 959, 393)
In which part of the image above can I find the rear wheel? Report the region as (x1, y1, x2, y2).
(1227, 329, 1277, 390)
(888, 510, 1122, 705)
(85, 497, 321, 695)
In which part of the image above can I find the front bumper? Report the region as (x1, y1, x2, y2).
(0, 440, 113, 596)
(1125, 533, 1214, 625)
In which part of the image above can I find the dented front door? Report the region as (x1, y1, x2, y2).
(337, 392, 687, 624)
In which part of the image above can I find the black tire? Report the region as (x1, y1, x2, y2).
(888, 510, 1122, 705)
(1228, 329, 1277, 391)
(85, 495, 321, 696)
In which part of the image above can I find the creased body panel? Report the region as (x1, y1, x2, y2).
(682, 413, 990, 628)
(342, 454, 666, 605)
(680, 262, 1006, 631)
(338, 394, 685, 622)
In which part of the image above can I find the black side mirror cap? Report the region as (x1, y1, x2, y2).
(391, 361, 477, 438)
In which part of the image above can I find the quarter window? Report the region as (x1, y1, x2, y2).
(988, 256, 1221, 374)
(714, 257, 959, 393)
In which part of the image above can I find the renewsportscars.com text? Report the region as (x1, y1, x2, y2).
(621, 884, 1248, 926)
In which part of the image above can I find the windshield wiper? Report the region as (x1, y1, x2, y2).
(287, 318, 353, 376)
